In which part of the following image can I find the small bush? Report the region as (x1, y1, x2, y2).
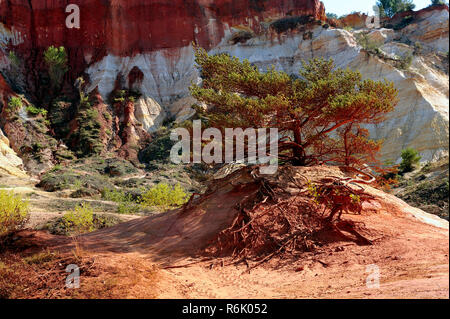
(117, 202, 141, 215)
(62, 203, 95, 235)
(393, 16, 414, 30)
(8, 51, 20, 66)
(44, 46, 68, 88)
(139, 128, 175, 163)
(74, 108, 103, 157)
(356, 33, 382, 55)
(26, 105, 48, 117)
(102, 188, 130, 202)
(413, 42, 422, 55)
(6, 97, 22, 114)
(24, 250, 56, 265)
(102, 188, 141, 214)
(0, 191, 30, 242)
(399, 148, 421, 174)
(45, 213, 121, 236)
(270, 15, 315, 33)
(140, 183, 190, 210)
(230, 30, 254, 44)
(397, 52, 413, 70)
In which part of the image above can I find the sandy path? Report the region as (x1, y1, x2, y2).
(10, 167, 447, 299)
(79, 203, 448, 298)
(154, 212, 449, 299)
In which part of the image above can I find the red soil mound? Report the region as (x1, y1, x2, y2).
(80, 166, 448, 269)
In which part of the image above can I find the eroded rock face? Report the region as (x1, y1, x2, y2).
(0, 128, 26, 177)
(0, 2, 448, 163)
(0, 74, 26, 177)
(208, 20, 449, 162)
(0, 0, 326, 120)
(0, 0, 325, 54)
(396, 5, 449, 52)
(85, 5, 448, 162)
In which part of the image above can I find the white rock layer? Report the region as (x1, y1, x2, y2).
(0, 129, 27, 177)
(85, 8, 449, 162)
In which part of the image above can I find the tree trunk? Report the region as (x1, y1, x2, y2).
(292, 125, 305, 166)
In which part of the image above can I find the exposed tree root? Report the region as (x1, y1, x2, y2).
(202, 166, 376, 271)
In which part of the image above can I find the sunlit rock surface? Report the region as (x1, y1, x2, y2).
(0, 2, 448, 162)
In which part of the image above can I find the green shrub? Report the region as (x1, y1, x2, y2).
(326, 13, 339, 20)
(45, 213, 121, 236)
(139, 128, 175, 163)
(393, 15, 414, 30)
(8, 51, 20, 66)
(230, 30, 254, 44)
(102, 188, 141, 214)
(75, 108, 103, 156)
(24, 250, 56, 265)
(62, 203, 95, 235)
(117, 202, 141, 215)
(44, 46, 68, 88)
(399, 148, 421, 174)
(38, 169, 113, 193)
(0, 191, 30, 241)
(356, 33, 382, 55)
(26, 105, 48, 117)
(140, 183, 190, 210)
(270, 16, 315, 33)
(7, 97, 22, 114)
(397, 52, 413, 70)
(102, 188, 131, 203)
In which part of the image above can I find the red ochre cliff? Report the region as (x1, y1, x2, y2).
(0, 1, 448, 168)
(0, 0, 325, 67)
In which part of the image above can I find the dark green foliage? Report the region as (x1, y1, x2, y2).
(270, 15, 315, 33)
(6, 97, 22, 114)
(399, 148, 421, 173)
(431, 0, 447, 5)
(190, 48, 398, 167)
(25, 105, 47, 117)
(395, 158, 449, 220)
(326, 13, 339, 20)
(393, 15, 414, 30)
(43, 46, 68, 89)
(71, 95, 103, 157)
(77, 158, 139, 177)
(70, 188, 100, 198)
(111, 89, 141, 105)
(114, 178, 146, 189)
(230, 30, 254, 44)
(48, 98, 73, 137)
(77, 108, 103, 156)
(43, 213, 121, 236)
(54, 149, 76, 162)
(37, 168, 114, 193)
(377, 0, 416, 18)
(139, 128, 175, 164)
